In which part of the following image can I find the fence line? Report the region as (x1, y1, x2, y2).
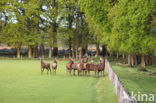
(105, 59, 137, 103)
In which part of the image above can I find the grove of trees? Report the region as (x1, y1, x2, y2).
(79, 0, 156, 68)
(0, 0, 95, 58)
(0, 0, 156, 68)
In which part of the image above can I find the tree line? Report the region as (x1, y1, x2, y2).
(0, 0, 97, 58)
(79, 0, 156, 68)
(0, 0, 156, 68)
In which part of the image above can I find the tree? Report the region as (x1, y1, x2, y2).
(1, 23, 26, 58)
(79, 0, 156, 68)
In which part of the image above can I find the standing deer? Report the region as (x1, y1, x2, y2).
(40, 57, 51, 75)
(94, 57, 105, 77)
(66, 58, 74, 75)
(52, 58, 58, 75)
(84, 59, 95, 76)
(99, 57, 105, 76)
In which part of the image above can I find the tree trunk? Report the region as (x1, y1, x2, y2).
(72, 43, 75, 58)
(53, 47, 58, 57)
(101, 44, 107, 57)
(96, 43, 100, 56)
(131, 55, 134, 67)
(49, 45, 52, 58)
(80, 46, 84, 58)
(85, 45, 88, 55)
(122, 54, 125, 59)
(128, 54, 132, 67)
(152, 56, 156, 65)
(125, 55, 128, 64)
(76, 46, 78, 59)
(28, 46, 32, 58)
(134, 55, 138, 65)
(40, 44, 44, 57)
(141, 55, 146, 69)
(68, 44, 72, 58)
(51, 0, 58, 57)
(17, 47, 20, 58)
(117, 53, 119, 58)
(32, 47, 37, 58)
(80, 41, 84, 58)
(145, 55, 148, 65)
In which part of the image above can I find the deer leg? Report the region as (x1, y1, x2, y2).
(88, 71, 90, 76)
(85, 70, 87, 76)
(79, 70, 80, 76)
(49, 67, 51, 75)
(98, 71, 99, 78)
(66, 69, 67, 75)
(66, 69, 68, 75)
(47, 69, 49, 75)
(68, 69, 70, 75)
(77, 70, 79, 76)
(52, 69, 54, 75)
(73, 69, 75, 76)
(41, 68, 43, 75)
(69, 69, 71, 75)
(101, 71, 102, 76)
(42, 68, 44, 75)
(94, 71, 96, 77)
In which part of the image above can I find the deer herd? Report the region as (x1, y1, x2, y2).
(40, 56, 105, 77)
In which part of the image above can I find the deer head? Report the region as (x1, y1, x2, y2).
(54, 58, 58, 63)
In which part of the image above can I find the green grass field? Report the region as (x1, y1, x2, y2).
(111, 62, 156, 103)
(0, 59, 117, 103)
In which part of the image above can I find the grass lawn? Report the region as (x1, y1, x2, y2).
(0, 59, 117, 103)
(110, 62, 156, 103)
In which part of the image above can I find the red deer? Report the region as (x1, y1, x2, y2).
(81, 56, 88, 63)
(84, 57, 105, 77)
(66, 58, 74, 75)
(78, 57, 89, 76)
(99, 57, 105, 76)
(84, 59, 95, 76)
(95, 57, 105, 77)
(52, 58, 58, 75)
(72, 63, 81, 76)
(40, 57, 51, 75)
(78, 63, 87, 76)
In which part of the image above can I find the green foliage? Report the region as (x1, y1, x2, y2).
(1, 23, 26, 47)
(79, 0, 156, 55)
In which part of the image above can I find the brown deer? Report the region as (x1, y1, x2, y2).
(66, 58, 74, 75)
(40, 57, 51, 75)
(99, 57, 105, 76)
(78, 57, 89, 76)
(81, 56, 88, 63)
(72, 63, 81, 76)
(52, 58, 58, 75)
(94, 57, 105, 77)
(84, 59, 95, 76)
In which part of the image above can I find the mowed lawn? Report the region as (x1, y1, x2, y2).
(111, 63, 156, 103)
(0, 59, 117, 103)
